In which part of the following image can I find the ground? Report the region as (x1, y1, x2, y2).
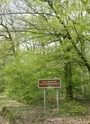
(0, 116, 9, 124)
(0, 95, 90, 124)
(43, 117, 90, 124)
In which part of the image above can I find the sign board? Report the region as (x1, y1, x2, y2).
(38, 79, 61, 88)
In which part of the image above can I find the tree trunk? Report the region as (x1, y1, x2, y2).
(64, 61, 73, 100)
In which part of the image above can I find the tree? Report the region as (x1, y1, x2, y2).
(1, 0, 90, 101)
(17, 0, 90, 99)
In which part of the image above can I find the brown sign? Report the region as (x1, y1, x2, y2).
(38, 79, 60, 88)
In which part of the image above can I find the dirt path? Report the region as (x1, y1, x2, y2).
(0, 116, 9, 124)
(43, 117, 90, 124)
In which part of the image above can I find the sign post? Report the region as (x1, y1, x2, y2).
(38, 79, 61, 112)
(56, 89, 59, 112)
(44, 89, 46, 112)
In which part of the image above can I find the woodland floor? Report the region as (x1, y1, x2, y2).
(0, 95, 90, 124)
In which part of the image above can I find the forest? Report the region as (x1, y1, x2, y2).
(0, 0, 90, 123)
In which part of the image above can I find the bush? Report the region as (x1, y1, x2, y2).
(59, 100, 88, 116)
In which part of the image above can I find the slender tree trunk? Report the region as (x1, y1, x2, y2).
(64, 61, 73, 100)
